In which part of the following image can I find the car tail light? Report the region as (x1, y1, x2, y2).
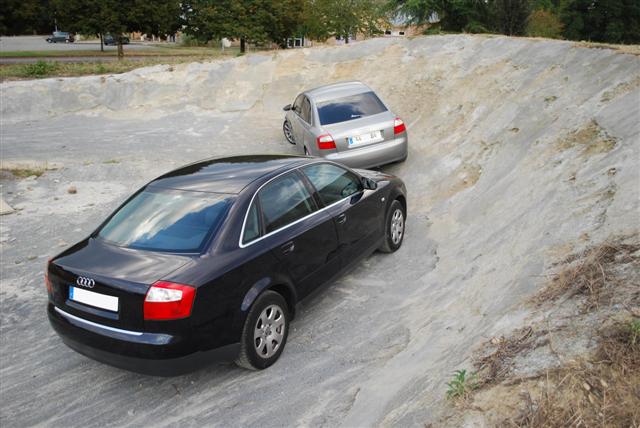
(144, 281, 196, 320)
(316, 134, 336, 150)
(394, 118, 406, 135)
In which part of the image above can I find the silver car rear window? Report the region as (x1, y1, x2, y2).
(317, 91, 387, 125)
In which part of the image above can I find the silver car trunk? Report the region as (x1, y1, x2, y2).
(323, 110, 396, 152)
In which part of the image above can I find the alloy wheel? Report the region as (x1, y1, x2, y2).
(253, 304, 286, 359)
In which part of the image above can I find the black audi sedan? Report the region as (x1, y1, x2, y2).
(47, 155, 407, 375)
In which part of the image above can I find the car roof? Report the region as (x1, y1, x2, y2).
(147, 155, 310, 194)
(305, 81, 372, 103)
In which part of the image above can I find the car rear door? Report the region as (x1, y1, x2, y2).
(300, 163, 383, 267)
(291, 95, 314, 150)
(244, 170, 341, 298)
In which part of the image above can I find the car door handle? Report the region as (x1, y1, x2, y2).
(336, 213, 347, 224)
(281, 241, 295, 255)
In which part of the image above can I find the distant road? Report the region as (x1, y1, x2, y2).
(0, 35, 163, 52)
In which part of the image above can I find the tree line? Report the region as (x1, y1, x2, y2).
(2, 0, 638, 50)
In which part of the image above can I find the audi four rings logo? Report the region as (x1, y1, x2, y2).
(76, 277, 95, 288)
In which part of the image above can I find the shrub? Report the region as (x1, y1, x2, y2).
(527, 9, 564, 39)
(22, 60, 57, 77)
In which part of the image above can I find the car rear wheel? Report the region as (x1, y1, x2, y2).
(379, 199, 405, 253)
(235, 290, 289, 370)
(283, 120, 295, 145)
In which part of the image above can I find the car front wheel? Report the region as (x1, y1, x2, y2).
(236, 290, 289, 370)
(379, 199, 405, 253)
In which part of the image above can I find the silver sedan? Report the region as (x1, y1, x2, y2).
(283, 81, 408, 169)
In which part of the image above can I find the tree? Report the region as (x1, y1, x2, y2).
(492, 0, 530, 35)
(304, 0, 387, 42)
(1, 0, 53, 35)
(183, 0, 304, 52)
(526, 9, 563, 37)
(390, 0, 491, 33)
(51, 0, 181, 58)
(561, 0, 640, 44)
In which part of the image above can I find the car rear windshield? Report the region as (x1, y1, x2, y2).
(97, 188, 232, 253)
(316, 91, 387, 125)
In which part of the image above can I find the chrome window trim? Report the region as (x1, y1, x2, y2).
(55, 307, 143, 336)
(238, 161, 361, 249)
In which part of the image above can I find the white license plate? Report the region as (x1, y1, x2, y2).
(348, 130, 383, 146)
(69, 286, 118, 312)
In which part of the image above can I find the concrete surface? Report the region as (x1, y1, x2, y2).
(0, 35, 639, 427)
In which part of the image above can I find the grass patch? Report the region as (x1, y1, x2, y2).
(102, 159, 120, 164)
(0, 46, 240, 58)
(512, 318, 640, 427)
(1, 167, 46, 178)
(0, 54, 237, 81)
(532, 241, 639, 311)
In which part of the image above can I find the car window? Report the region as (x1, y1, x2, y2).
(302, 163, 362, 206)
(301, 97, 312, 123)
(293, 95, 304, 115)
(316, 91, 387, 125)
(258, 173, 316, 233)
(243, 201, 261, 244)
(97, 188, 232, 253)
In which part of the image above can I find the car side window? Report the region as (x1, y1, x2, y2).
(242, 201, 261, 244)
(301, 97, 312, 124)
(293, 95, 304, 114)
(302, 163, 362, 206)
(258, 173, 317, 233)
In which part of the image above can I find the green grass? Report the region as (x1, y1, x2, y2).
(0, 46, 240, 58)
(446, 369, 478, 400)
(629, 318, 640, 346)
(1, 167, 46, 178)
(0, 53, 238, 81)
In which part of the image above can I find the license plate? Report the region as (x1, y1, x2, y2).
(69, 286, 118, 312)
(348, 130, 383, 146)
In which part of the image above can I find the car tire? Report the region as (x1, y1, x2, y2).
(283, 120, 295, 145)
(235, 290, 290, 370)
(379, 199, 405, 253)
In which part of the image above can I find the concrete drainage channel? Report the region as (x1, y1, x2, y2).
(1, 35, 638, 426)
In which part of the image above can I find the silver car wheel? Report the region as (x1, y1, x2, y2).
(390, 208, 404, 245)
(253, 304, 286, 359)
(283, 121, 295, 145)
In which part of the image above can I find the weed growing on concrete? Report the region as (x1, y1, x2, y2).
(446, 369, 477, 400)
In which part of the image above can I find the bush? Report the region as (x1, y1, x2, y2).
(22, 60, 57, 77)
(527, 9, 563, 39)
(464, 21, 491, 34)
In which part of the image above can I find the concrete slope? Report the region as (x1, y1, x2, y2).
(0, 35, 638, 427)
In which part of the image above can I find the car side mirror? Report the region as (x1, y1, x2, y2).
(362, 177, 377, 190)
(283, 104, 292, 111)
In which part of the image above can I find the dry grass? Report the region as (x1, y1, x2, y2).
(0, 167, 46, 178)
(509, 319, 640, 427)
(533, 241, 640, 311)
(474, 326, 548, 387)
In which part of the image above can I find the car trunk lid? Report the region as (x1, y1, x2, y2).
(49, 238, 192, 331)
(323, 111, 396, 153)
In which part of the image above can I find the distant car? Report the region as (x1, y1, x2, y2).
(46, 31, 74, 43)
(283, 81, 408, 169)
(46, 155, 407, 375)
(104, 34, 130, 45)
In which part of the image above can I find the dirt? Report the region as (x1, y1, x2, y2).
(1, 35, 639, 427)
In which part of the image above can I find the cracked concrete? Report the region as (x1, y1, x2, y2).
(1, 34, 639, 427)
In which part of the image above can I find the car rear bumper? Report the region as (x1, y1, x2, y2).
(48, 304, 239, 376)
(325, 135, 408, 169)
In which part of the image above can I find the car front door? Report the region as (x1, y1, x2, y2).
(246, 170, 340, 298)
(301, 163, 384, 267)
